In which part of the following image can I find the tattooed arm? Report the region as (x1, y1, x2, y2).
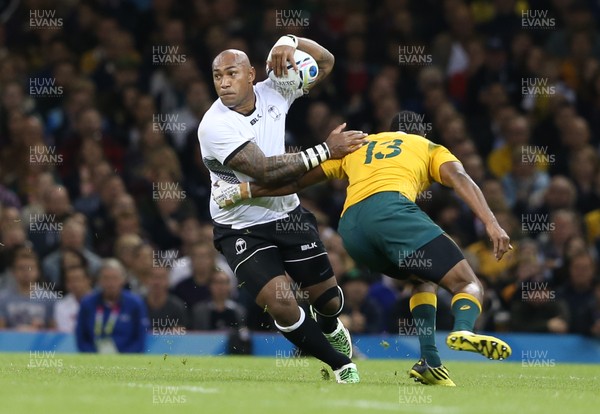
(225, 124, 367, 186)
(226, 142, 309, 186)
(296, 37, 334, 87)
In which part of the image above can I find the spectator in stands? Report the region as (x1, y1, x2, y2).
(168, 79, 212, 151)
(113, 233, 144, 288)
(192, 269, 245, 330)
(551, 116, 592, 176)
(54, 265, 93, 333)
(28, 184, 73, 258)
(538, 209, 582, 272)
(20, 172, 55, 229)
(558, 252, 598, 335)
(58, 107, 124, 179)
(509, 256, 570, 334)
(569, 146, 600, 214)
(0, 247, 54, 330)
(588, 280, 600, 338)
(76, 259, 148, 353)
(551, 235, 593, 288)
(90, 173, 129, 256)
(58, 247, 89, 292)
(168, 216, 201, 287)
(466, 209, 518, 285)
(172, 241, 215, 312)
(339, 269, 383, 334)
(42, 215, 102, 286)
(46, 79, 96, 147)
(530, 175, 577, 217)
(501, 146, 550, 214)
(145, 265, 187, 330)
(488, 116, 531, 179)
(0, 211, 27, 278)
(127, 243, 154, 296)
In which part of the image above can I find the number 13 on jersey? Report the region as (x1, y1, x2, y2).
(364, 139, 403, 164)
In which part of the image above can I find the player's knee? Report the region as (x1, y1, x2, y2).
(265, 298, 300, 327)
(440, 260, 482, 297)
(312, 286, 344, 317)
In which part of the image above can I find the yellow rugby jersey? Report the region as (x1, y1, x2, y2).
(320, 132, 460, 215)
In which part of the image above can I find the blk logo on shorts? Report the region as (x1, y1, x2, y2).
(235, 238, 247, 255)
(300, 242, 317, 251)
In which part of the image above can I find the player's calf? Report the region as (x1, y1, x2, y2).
(308, 285, 353, 358)
(258, 276, 355, 374)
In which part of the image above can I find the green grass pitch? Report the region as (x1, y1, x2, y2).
(0, 353, 598, 414)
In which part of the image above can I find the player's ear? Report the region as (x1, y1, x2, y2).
(248, 66, 256, 83)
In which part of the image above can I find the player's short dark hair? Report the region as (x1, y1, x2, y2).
(389, 111, 428, 136)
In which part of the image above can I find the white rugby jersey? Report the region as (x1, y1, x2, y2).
(198, 79, 303, 229)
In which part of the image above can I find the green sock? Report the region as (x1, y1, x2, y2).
(451, 293, 482, 332)
(410, 292, 441, 367)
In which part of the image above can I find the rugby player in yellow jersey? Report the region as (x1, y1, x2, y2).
(213, 111, 513, 386)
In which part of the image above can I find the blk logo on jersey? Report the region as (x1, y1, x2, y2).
(250, 113, 262, 125)
(235, 238, 247, 255)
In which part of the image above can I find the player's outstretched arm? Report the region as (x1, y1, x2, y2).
(439, 161, 512, 260)
(268, 35, 334, 88)
(226, 123, 366, 186)
(213, 166, 327, 208)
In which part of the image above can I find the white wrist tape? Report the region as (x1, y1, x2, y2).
(300, 143, 331, 171)
(267, 35, 298, 63)
(274, 35, 298, 48)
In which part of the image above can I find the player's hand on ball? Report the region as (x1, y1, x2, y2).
(212, 181, 251, 208)
(267, 45, 297, 77)
(325, 123, 369, 159)
(485, 221, 512, 261)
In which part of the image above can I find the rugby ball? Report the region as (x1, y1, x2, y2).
(267, 49, 319, 92)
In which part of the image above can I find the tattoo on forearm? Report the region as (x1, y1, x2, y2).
(227, 142, 306, 185)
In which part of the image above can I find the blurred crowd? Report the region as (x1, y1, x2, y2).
(1, 0, 600, 347)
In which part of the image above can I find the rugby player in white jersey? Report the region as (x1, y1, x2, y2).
(198, 35, 367, 383)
